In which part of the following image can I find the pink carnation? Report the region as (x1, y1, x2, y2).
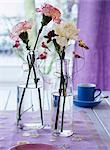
(10, 21, 32, 41)
(36, 3, 61, 24)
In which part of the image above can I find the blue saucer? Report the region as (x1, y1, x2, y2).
(73, 95, 102, 108)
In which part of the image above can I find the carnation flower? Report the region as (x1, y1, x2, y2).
(36, 3, 61, 24)
(55, 22, 79, 40)
(55, 36, 68, 48)
(10, 21, 32, 41)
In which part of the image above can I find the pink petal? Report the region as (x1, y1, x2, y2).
(9, 32, 19, 41)
(36, 3, 61, 24)
(11, 21, 32, 35)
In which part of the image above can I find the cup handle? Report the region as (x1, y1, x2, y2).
(94, 89, 101, 99)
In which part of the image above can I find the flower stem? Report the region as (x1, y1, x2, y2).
(29, 50, 43, 125)
(61, 61, 69, 132)
(17, 66, 32, 126)
(38, 87, 43, 125)
(32, 63, 39, 88)
(32, 57, 44, 125)
(29, 51, 39, 88)
(61, 96, 66, 132)
(61, 79, 66, 132)
(54, 58, 63, 130)
(33, 25, 43, 51)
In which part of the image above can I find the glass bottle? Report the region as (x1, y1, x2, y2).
(17, 50, 44, 130)
(51, 59, 73, 137)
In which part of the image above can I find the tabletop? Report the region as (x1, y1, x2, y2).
(0, 86, 110, 149)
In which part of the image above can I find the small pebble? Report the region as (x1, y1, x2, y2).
(17, 141, 29, 145)
(31, 133, 39, 138)
(49, 136, 57, 142)
(22, 132, 30, 137)
(72, 135, 83, 141)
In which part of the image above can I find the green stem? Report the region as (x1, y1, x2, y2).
(32, 64, 39, 88)
(54, 57, 63, 130)
(38, 87, 43, 125)
(61, 59, 69, 132)
(29, 52, 43, 125)
(17, 65, 32, 126)
(32, 24, 44, 126)
(61, 76, 66, 132)
(32, 57, 44, 125)
(33, 25, 43, 51)
(31, 24, 44, 125)
(29, 52, 39, 88)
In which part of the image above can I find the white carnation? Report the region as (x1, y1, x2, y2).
(56, 36, 68, 48)
(55, 22, 79, 40)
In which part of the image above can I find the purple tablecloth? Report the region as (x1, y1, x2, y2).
(0, 110, 107, 150)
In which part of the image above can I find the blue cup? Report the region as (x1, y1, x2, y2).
(77, 83, 101, 101)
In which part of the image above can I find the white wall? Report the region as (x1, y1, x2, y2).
(0, 56, 23, 84)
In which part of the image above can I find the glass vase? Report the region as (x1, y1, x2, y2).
(17, 50, 44, 130)
(51, 58, 73, 137)
(54, 59, 73, 93)
(42, 74, 53, 111)
(51, 92, 73, 137)
(17, 84, 44, 130)
(55, 59, 70, 77)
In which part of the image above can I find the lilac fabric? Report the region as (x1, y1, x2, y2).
(73, 0, 110, 90)
(0, 111, 107, 150)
